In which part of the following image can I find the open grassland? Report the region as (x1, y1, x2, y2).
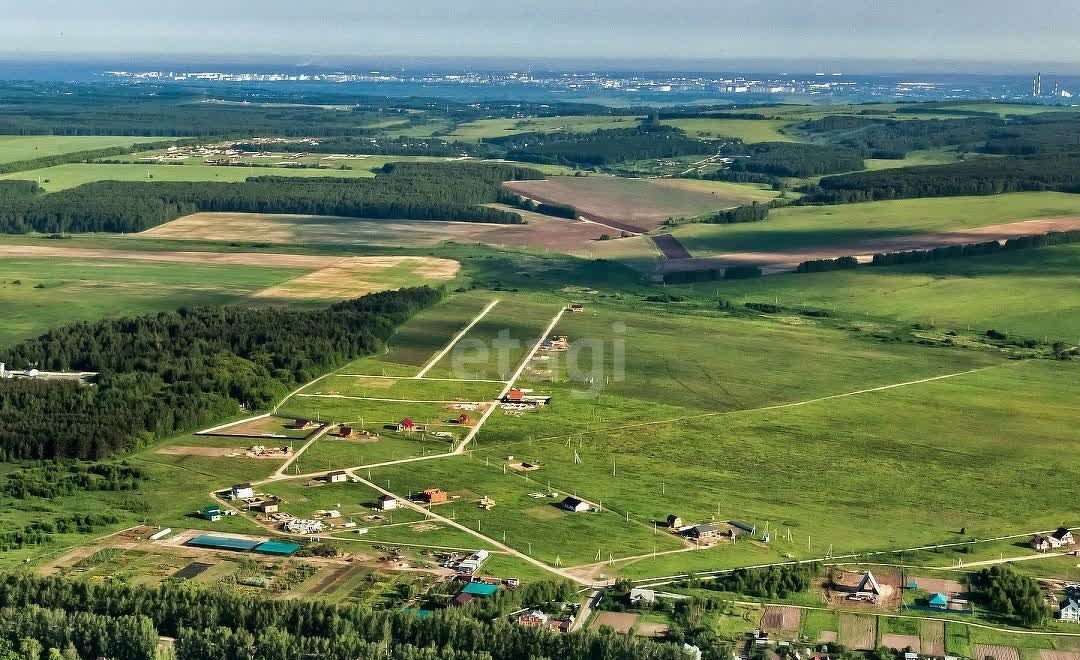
(369, 455, 686, 566)
(304, 375, 501, 402)
(446, 115, 642, 141)
(0, 162, 384, 191)
(659, 118, 799, 142)
(863, 148, 966, 171)
(505, 175, 774, 232)
(0, 135, 151, 164)
(698, 243, 1080, 340)
(289, 432, 456, 474)
(674, 192, 1080, 256)
(0, 256, 304, 347)
(0, 247, 458, 347)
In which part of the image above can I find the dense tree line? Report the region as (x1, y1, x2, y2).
(487, 125, 713, 167)
(498, 191, 578, 219)
(0, 162, 541, 233)
(971, 566, 1048, 626)
(797, 153, 1080, 204)
(795, 256, 859, 273)
(694, 563, 820, 599)
(0, 604, 157, 660)
(798, 113, 1080, 159)
(0, 286, 443, 460)
(661, 265, 761, 284)
(233, 136, 505, 159)
(699, 202, 769, 224)
(0, 574, 693, 660)
(1, 461, 146, 499)
(718, 142, 864, 177)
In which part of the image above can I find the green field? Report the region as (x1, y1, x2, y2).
(0, 256, 306, 347)
(660, 118, 799, 143)
(447, 115, 642, 141)
(696, 243, 1080, 340)
(673, 191, 1080, 255)
(0, 162, 383, 191)
(0, 135, 152, 164)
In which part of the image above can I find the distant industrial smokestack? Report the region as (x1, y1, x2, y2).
(1033, 72, 1042, 97)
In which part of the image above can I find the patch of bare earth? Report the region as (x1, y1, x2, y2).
(591, 612, 639, 634)
(662, 216, 1080, 274)
(1039, 651, 1080, 660)
(154, 446, 242, 457)
(882, 635, 921, 652)
(635, 622, 669, 637)
(251, 256, 459, 301)
(973, 645, 1020, 660)
(761, 606, 802, 632)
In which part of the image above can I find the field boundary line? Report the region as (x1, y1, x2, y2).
(414, 298, 500, 379)
(273, 424, 332, 478)
(452, 306, 567, 455)
(522, 363, 1017, 444)
(337, 375, 505, 383)
(294, 393, 487, 405)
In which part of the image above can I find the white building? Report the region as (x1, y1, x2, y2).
(231, 483, 254, 499)
(1061, 599, 1080, 623)
(377, 495, 398, 511)
(285, 519, 324, 534)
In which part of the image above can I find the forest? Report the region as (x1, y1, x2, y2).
(487, 124, 712, 167)
(970, 566, 1048, 627)
(0, 286, 443, 460)
(690, 562, 820, 599)
(0, 574, 693, 660)
(717, 141, 864, 177)
(0, 162, 542, 233)
(798, 153, 1080, 204)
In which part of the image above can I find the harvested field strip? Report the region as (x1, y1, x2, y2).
(839, 613, 877, 651)
(652, 234, 692, 260)
(761, 605, 802, 632)
(882, 634, 921, 652)
(921, 620, 946, 657)
(173, 562, 213, 580)
(974, 645, 1021, 660)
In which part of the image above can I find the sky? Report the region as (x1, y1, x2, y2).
(2, 0, 1079, 71)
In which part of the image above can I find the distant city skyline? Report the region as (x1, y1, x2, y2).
(2, 0, 1080, 72)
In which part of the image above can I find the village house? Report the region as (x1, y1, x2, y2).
(518, 609, 550, 627)
(1060, 598, 1080, 623)
(630, 588, 657, 605)
(561, 496, 590, 513)
(337, 425, 355, 438)
(201, 505, 222, 522)
(326, 471, 348, 484)
(686, 523, 722, 542)
(419, 488, 448, 504)
(285, 518, 324, 534)
(258, 501, 279, 514)
(398, 418, 416, 433)
(929, 593, 949, 610)
(667, 514, 683, 529)
(377, 495, 398, 511)
(231, 483, 254, 499)
(288, 419, 314, 430)
(569, 303, 585, 313)
(1053, 527, 1075, 546)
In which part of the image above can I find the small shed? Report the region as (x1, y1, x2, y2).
(398, 418, 416, 433)
(201, 505, 222, 522)
(929, 593, 949, 610)
(326, 470, 348, 483)
(338, 425, 355, 438)
(377, 495, 398, 511)
(457, 413, 470, 425)
(259, 501, 279, 514)
(561, 496, 589, 512)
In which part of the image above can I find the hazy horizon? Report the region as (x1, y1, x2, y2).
(2, 0, 1079, 73)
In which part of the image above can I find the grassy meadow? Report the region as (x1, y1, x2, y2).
(659, 118, 799, 143)
(0, 135, 150, 164)
(446, 115, 642, 141)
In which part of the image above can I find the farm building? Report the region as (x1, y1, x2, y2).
(377, 495, 398, 511)
(1060, 598, 1080, 623)
(201, 505, 222, 522)
(458, 550, 490, 574)
(686, 523, 722, 542)
(561, 496, 589, 512)
(518, 609, 550, 627)
(187, 535, 260, 552)
(855, 571, 882, 596)
(929, 593, 949, 610)
(419, 488, 448, 504)
(460, 580, 498, 597)
(254, 540, 301, 556)
(630, 588, 657, 605)
(667, 514, 682, 529)
(398, 418, 416, 433)
(231, 483, 254, 499)
(326, 470, 348, 483)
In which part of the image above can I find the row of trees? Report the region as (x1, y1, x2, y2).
(689, 562, 820, 599)
(0, 574, 694, 660)
(0, 286, 443, 460)
(0, 162, 542, 233)
(0, 140, 189, 174)
(795, 256, 859, 273)
(498, 191, 579, 219)
(661, 265, 762, 284)
(1, 461, 146, 499)
(798, 153, 1080, 204)
(699, 202, 770, 224)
